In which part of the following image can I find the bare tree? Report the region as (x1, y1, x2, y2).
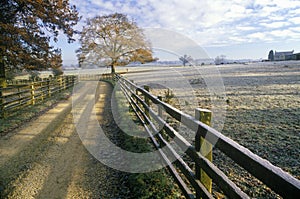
(179, 54, 193, 66)
(77, 13, 155, 73)
(215, 55, 226, 65)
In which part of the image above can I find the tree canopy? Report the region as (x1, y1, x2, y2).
(77, 13, 155, 73)
(0, 0, 79, 80)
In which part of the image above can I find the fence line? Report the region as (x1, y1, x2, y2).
(1, 73, 299, 198)
(114, 73, 300, 199)
(0, 76, 77, 118)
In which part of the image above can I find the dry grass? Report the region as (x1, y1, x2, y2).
(124, 61, 300, 198)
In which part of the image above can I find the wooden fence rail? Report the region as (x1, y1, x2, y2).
(114, 73, 300, 199)
(0, 75, 77, 118)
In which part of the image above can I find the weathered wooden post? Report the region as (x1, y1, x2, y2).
(157, 96, 163, 118)
(65, 76, 69, 89)
(59, 76, 63, 92)
(143, 85, 150, 119)
(18, 87, 22, 104)
(47, 78, 51, 97)
(40, 82, 44, 101)
(157, 95, 164, 132)
(135, 88, 139, 105)
(195, 108, 212, 196)
(63, 76, 66, 90)
(0, 88, 5, 118)
(73, 75, 77, 85)
(31, 82, 35, 105)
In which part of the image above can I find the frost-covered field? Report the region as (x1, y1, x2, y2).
(123, 61, 300, 197)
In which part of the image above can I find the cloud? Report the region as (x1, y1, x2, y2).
(67, 0, 300, 58)
(290, 17, 300, 24)
(260, 21, 291, 29)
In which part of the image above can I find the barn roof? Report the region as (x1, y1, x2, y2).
(274, 50, 294, 56)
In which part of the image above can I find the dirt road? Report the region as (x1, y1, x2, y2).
(0, 81, 130, 198)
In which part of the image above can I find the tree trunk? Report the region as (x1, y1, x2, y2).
(0, 62, 6, 88)
(111, 64, 116, 74)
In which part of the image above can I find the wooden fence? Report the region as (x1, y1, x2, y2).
(0, 76, 77, 118)
(114, 73, 300, 199)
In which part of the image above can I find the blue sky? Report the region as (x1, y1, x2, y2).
(55, 0, 300, 65)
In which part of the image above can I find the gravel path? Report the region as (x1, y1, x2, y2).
(0, 81, 130, 198)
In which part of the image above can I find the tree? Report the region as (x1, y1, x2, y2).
(0, 0, 79, 86)
(179, 54, 193, 66)
(214, 55, 226, 65)
(130, 48, 158, 64)
(77, 13, 155, 73)
(268, 50, 274, 61)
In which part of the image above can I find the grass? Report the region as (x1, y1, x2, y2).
(113, 86, 183, 198)
(123, 63, 300, 198)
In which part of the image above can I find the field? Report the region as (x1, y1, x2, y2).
(1, 61, 298, 198)
(123, 61, 300, 197)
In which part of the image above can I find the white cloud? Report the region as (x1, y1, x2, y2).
(66, 0, 300, 60)
(236, 26, 256, 31)
(260, 21, 290, 28)
(248, 32, 267, 40)
(290, 17, 300, 24)
(270, 29, 300, 39)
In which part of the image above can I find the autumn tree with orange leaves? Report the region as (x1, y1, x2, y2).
(77, 13, 156, 73)
(0, 0, 79, 86)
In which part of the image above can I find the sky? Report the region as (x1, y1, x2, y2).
(54, 0, 300, 66)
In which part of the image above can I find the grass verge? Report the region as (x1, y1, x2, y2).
(113, 85, 182, 199)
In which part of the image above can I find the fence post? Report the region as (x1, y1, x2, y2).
(157, 95, 164, 132)
(63, 76, 66, 90)
(59, 76, 63, 92)
(0, 88, 5, 118)
(31, 82, 35, 105)
(41, 82, 44, 101)
(18, 87, 22, 104)
(72, 76, 76, 85)
(143, 85, 150, 119)
(135, 89, 139, 105)
(47, 79, 51, 97)
(67, 76, 70, 88)
(157, 96, 163, 118)
(195, 108, 212, 195)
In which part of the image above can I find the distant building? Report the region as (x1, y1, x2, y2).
(292, 53, 300, 60)
(268, 50, 274, 61)
(274, 50, 294, 61)
(268, 50, 300, 61)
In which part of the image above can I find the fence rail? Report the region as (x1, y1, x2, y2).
(114, 73, 300, 199)
(0, 75, 77, 118)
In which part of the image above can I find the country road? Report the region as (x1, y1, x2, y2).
(0, 81, 130, 199)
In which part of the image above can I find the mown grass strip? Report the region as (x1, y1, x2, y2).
(113, 84, 183, 199)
